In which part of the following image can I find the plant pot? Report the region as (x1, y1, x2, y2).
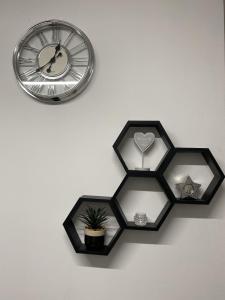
(84, 227, 105, 250)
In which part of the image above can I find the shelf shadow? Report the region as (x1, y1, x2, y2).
(67, 212, 178, 269)
(63, 232, 132, 269)
(65, 185, 224, 269)
(171, 185, 225, 219)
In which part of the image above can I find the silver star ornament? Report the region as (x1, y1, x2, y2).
(176, 176, 201, 199)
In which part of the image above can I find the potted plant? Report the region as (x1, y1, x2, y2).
(79, 207, 109, 250)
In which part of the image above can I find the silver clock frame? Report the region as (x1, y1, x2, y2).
(13, 19, 95, 104)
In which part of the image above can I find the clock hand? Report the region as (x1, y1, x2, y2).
(36, 56, 55, 72)
(46, 52, 62, 73)
(36, 43, 61, 72)
(54, 42, 61, 54)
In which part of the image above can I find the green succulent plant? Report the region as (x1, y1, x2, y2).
(78, 207, 109, 229)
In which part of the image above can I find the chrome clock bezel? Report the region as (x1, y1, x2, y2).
(13, 19, 95, 104)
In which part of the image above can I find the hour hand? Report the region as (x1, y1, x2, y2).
(36, 43, 61, 73)
(36, 65, 45, 72)
(36, 60, 51, 72)
(55, 42, 61, 53)
(36, 54, 57, 72)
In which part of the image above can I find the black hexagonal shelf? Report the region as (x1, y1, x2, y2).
(161, 148, 225, 204)
(112, 174, 174, 230)
(113, 121, 174, 174)
(63, 196, 124, 255)
(63, 121, 224, 256)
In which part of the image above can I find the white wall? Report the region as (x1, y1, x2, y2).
(0, 0, 224, 299)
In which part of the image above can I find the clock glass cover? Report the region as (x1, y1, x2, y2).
(13, 20, 94, 103)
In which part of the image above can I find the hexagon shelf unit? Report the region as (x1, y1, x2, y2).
(113, 174, 174, 230)
(113, 121, 174, 174)
(63, 196, 124, 255)
(63, 121, 224, 256)
(161, 148, 225, 204)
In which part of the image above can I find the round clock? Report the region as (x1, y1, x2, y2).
(13, 20, 95, 104)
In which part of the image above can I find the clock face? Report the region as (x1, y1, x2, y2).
(13, 20, 94, 104)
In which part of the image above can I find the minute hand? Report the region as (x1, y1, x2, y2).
(36, 43, 61, 72)
(36, 56, 55, 72)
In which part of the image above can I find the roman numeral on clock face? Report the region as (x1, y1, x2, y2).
(70, 70, 83, 81)
(19, 68, 38, 81)
(48, 85, 55, 96)
(71, 57, 88, 67)
(18, 57, 36, 67)
(63, 79, 71, 91)
(29, 77, 45, 94)
(23, 44, 39, 54)
(63, 31, 75, 47)
(52, 27, 60, 43)
(38, 32, 48, 46)
(70, 42, 87, 56)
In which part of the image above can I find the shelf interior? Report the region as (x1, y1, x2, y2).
(164, 152, 214, 199)
(117, 126, 171, 171)
(72, 201, 121, 247)
(116, 177, 170, 225)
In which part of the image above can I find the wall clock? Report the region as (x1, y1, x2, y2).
(13, 20, 95, 104)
